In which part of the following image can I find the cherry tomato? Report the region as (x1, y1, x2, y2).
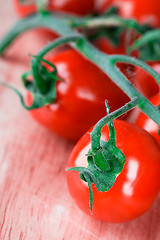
(96, 0, 160, 27)
(136, 94, 160, 144)
(66, 120, 160, 222)
(13, 0, 94, 17)
(136, 62, 160, 99)
(26, 49, 131, 141)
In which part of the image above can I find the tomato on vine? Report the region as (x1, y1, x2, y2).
(26, 48, 131, 141)
(66, 118, 160, 222)
(13, 0, 94, 17)
(136, 94, 160, 144)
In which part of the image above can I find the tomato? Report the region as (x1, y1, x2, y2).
(136, 94, 160, 144)
(136, 62, 160, 99)
(13, 0, 94, 17)
(66, 120, 160, 222)
(96, 0, 160, 27)
(26, 49, 131, 141)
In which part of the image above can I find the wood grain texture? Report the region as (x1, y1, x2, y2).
(0, 1, 160, 239)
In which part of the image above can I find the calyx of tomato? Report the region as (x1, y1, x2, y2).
(23, 55, 62, 108)
(67, 101, 126, 214)
(0, 36, 83, 110)
(0, 55, 61, 110)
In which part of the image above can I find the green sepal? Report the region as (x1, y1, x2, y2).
(67, 154, 118, 214)
(31, 56, 62, 94)
(0, 80, 48, 110)
(0, 56, 61, 110)
(67, 141, 126, 215)
(158, 128, 160, 136)
(20, 56, 62, 109)
(91, 140, 126, 174)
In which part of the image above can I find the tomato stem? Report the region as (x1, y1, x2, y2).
(0, 13, 160, 126)
(90, 97, 140, 152)
(105, 100, 116, 146)
(129, 29, 160, 53)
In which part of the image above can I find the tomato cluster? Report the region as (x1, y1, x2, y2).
(1, 0, 160, 224)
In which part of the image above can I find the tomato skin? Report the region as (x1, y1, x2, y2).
(66, 120, 160, 222)
(13, 0, 94, 17)
(97, 0, 160, 27)
(136, 62, 160, 99)
(136, 94, 160, 144)
(26, 49, 131, 141)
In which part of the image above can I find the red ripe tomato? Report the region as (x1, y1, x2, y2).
(97, 0, 160, 27)
(66, 120, 160, 222)
(13, 0, 94, 17)
(26, 49, 131, 141)
(136, 94, 160, 144)
(136, 62, 160, 99)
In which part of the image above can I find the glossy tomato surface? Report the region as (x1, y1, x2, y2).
(97, 0, 160, 27)
(136, 94, 160, 144)
(136, 62, 160, 99)
(27, 49, 131, 141)
(13, 0, 94, 17)
(66, 120, 160, 222)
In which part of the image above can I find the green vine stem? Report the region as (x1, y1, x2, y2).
(0, 13, 160, 126)
(128, 29, 160, 61)
(129, 29, 160, 51)
(0, 12, 150, 55)
(90, 97, 140, 152)
(31, 35, 82, 95)
(105, 100, 116, 146)
(70, 15, 149, 34)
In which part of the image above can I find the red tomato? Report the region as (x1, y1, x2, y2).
(13, 0, 94, 17)
(26, 49, 131, 141)
(96, 0, 160, 27)
(136, 62, 160, 99)
(136, 94, 160, 144)
(66, 120, 160, 222)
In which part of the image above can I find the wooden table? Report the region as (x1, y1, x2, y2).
(0, 1, 159, 239)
